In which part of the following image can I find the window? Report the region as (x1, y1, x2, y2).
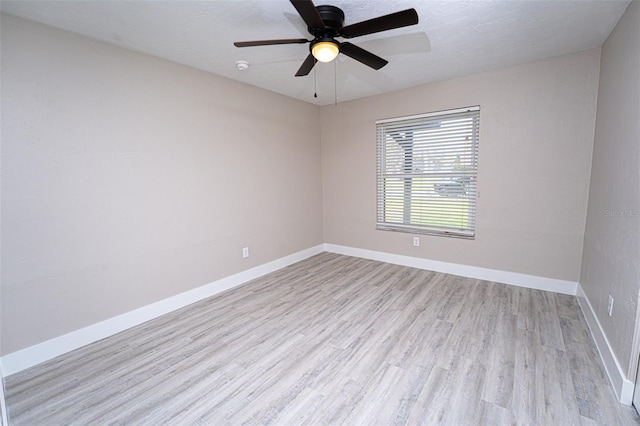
(376, 106, 480, 239)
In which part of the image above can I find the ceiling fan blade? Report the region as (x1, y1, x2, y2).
(290, 0, 325, 30)
(234, 38, 309, 48)
(340, 42, 388, 70)
(295, 53, 318, 77)
(340, 9, 418, 39)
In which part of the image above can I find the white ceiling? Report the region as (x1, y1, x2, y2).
(0, 0, 631, 106)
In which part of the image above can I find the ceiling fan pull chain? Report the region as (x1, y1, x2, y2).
(314, 65, 318, 98)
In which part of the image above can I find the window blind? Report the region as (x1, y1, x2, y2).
(376, 106, 480, 239)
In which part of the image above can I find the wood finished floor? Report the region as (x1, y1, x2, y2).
(5, 253, 640, 425)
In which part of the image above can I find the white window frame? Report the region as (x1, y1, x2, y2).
(376, 106, 480, 239)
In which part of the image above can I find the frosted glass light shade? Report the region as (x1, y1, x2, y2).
(312, 41, 339, 63)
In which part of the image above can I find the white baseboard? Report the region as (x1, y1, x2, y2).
(324, 244, 578, 295)
(0, 241, 599, 400)
(0, 365, 8, 426)
(576, 284, 634, 405)
(0, 245, 324, 377)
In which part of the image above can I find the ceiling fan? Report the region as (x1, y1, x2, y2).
(233, 0, 419, 77)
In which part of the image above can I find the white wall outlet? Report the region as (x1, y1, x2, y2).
(242, 247, 249, 258)
(608, 294, 614, 316)
(413, 237, 420, 247)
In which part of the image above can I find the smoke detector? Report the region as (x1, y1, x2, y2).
(235, 60, 249, 71)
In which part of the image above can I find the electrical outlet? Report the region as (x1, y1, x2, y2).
(242, 247, 249, 258)
(608, 295, 614, 316)
(413, 237, 420, 247)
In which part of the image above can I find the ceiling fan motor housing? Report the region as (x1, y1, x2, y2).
(309, 5, 344, 56)
(312, 5, 345, 36)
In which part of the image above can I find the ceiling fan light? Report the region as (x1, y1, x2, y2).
(312, 41, 339, 62)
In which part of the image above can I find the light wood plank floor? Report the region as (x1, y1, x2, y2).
(5, 253, 640, 425)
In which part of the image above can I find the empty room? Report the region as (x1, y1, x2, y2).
(1, 0, 639, 424)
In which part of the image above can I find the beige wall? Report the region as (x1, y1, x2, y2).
(580, 1, 640, 378)
(0, 15, 324, 355)
(320, 49, 601, 284)
(0, 10, 624, 362)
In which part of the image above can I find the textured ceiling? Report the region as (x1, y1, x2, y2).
(0, 0, 631, 106)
